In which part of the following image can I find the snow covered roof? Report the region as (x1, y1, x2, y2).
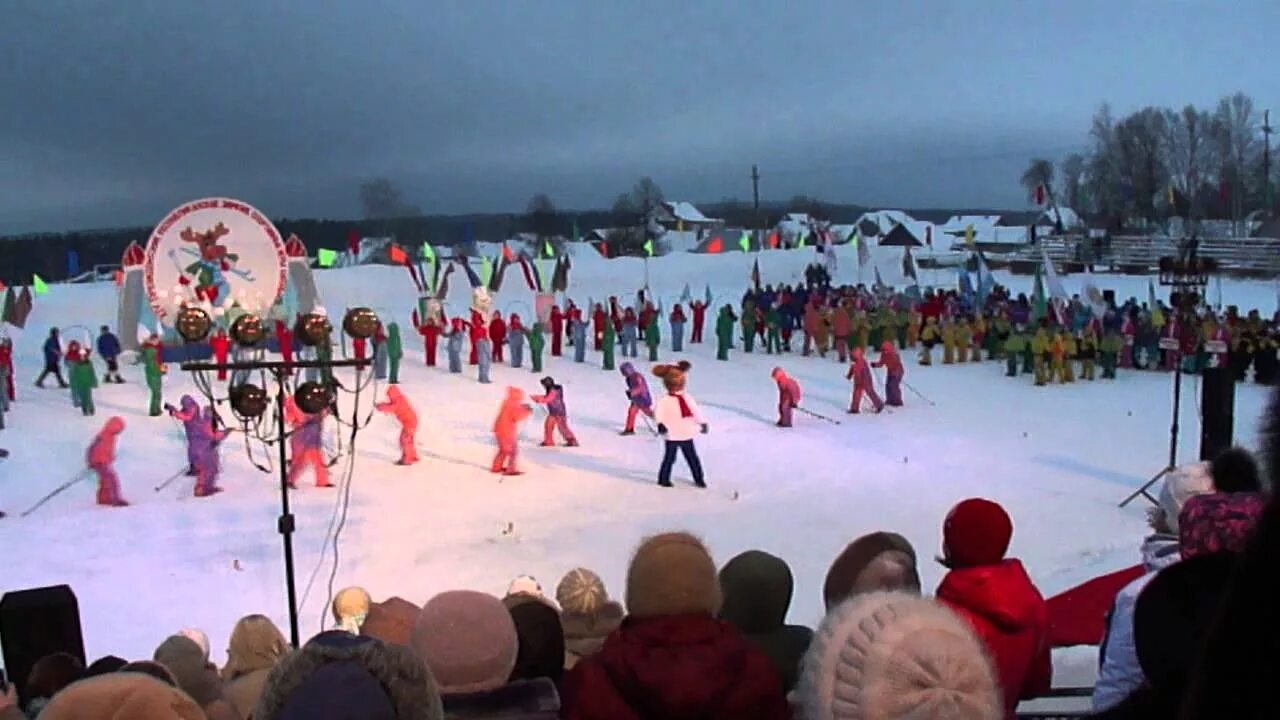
(941, 215, 1002, 230)
(943, 225, 1031, 247)
(776, 214, 816, 238)
(857, 210, 915, 234)
(654, 201, 720, 225)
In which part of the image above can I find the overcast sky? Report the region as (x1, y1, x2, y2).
(2, 0, 1276, 233)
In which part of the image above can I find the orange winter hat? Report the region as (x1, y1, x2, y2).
(39, 673, 204, 720)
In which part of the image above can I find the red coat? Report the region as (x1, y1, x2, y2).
(773, 371, 801, 406)
(88, 417, 125, 467)
(468, 311, 488, 342)
(937, 559, 1052, 717)
(493, 388, 532, 444)
(592, 308, 607, 333)
(550, 306, 564, 333)
(489, 316, 507, 345)
(691, 302, 707, 325)
(561, 614, 787, 720)
(670, 306, 686, 323)
(872, 346, 904, 376)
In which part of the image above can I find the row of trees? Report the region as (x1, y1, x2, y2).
(1023, 92, 1276, 230)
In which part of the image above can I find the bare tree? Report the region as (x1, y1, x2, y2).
(524, 193, 559, 241)
(359, 178, 421, 220)
(629, 177, 666, 219)
(1085, 104, 1125, 222)
(1162, 105, 1215, 222)
(1212, 92, 1260, 228)
(1115, 107, 1169, 222)
(1020, 158, 1056, 202)
(1059, 153, 1086, 211)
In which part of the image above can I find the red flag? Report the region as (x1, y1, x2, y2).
(347, 229, 361, 255)
(706, 237, 723, 254)
(1034, 184, 1047, 206)
(501, 243, 516, 262)
(768, 231, 780, 249)
(388, 245, 408, 265)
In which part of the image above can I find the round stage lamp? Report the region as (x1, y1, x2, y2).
(294, 313, 332, 347)
(230, 313, 266, 347)
(294, 381, 333, 414)
(343, 307, 380, 340)
(229, 383, 269, 419)
(176, 305, 212, 343)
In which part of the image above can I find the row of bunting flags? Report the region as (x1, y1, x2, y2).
(391, 242, 573, 299)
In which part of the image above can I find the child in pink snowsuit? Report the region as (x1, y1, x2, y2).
(531, 376, 578, 447)
(195, 405, 230, 497)
(375, 386, 419, 465)
(846, 348, 884, 414)
(89, 416, 128, 507)
(771, 367, 801, 427)
(492, 386, 533, 475)
(285, 397, 331, 488)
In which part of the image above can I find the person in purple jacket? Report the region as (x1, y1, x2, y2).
(165, 394, 206, 476)
(192, 405, 230, 497)
(532, 376, 578, 447)
(619, 362, 654, 436)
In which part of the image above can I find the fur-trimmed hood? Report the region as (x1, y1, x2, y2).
(253, 632, 443, 720)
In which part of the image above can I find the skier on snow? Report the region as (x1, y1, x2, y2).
(491, 386, 533, 476)
(871, 341, 905, 407)
(619, 362, 654, 436)
(846, 347, 884, 414)
(285, 397, 331, 488)
(88, 416, 128, 507)
(771, 367, 801, 428)
(531, 376, 579, 447)
(375, 386, 419, 465)
(192, 405, 229, 497)
(166, 394, 206, 476)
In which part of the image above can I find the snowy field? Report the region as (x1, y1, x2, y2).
(0, 243, 1276, 689)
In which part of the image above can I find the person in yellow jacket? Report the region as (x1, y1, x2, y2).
(1062, 331, 1078, 382)
(919, 316, 940, 365)
(941, 318, 957, 364)
(971, 313, 987, 362)
(814, 306, 832, 357)
(906, 308, 922, 348)
(1031, 326, 1051, 386)
(955, 318, 972, 364)
(853, 310, 871, 351)
(1078, 329, 1098, 381)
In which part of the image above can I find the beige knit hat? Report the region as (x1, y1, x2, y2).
(38, 673, 205, 720)
(332, 586, 373, 633)
(556, 568, 609, 617)
(412, 590, 518, 695)
(625, 532, 722, 619)
(796, 591, 1001, 720)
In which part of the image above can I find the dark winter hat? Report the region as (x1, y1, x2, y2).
(1134, 552, 1236, 693)
(823, 532, 921, 610)
(28, 652, 86, 699)
(153, 635, 220, 706)
(412, 590, 518, 695)
(360, 596, 420, 648)
(943, 499, 1013, 568)
(626, 532, 722, 619)
(507, 599, 566, 684)
(84, 656, 128, 678)
(255, 631, 442, 720)
(540, 376, 555, 389)
(1178, 492, 1265, 558)
(719, 550, 794, 635)
(1209, 446, 1264, 493)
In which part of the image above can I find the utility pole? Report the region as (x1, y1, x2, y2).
(751, 164, 761, 230)
(1264, 110, 1274, 212)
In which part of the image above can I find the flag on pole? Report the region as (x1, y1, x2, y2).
(1040, 246, 1068, 303)
(738, 231, 751, 252)
(1031, 264, 1047, 323)
(13, 286, 33, 328)
(480, 256, 493, 286)
(957, 266, 974, 298)
(751, 258, 761, 289)
(964, 224, 976, 247)
(856, 229, 871, 267)
(421, 242, 436, 263)
(680, 283, 692, 303)
(902, 246, 918, 283)
(316, 248, 338, 267)
(388, 245, 408, 266)
(32, 275, 49, 295)
(704, 284, 713, 306)
(1081, 269, 1108, 319)
(501, 243, 515, 262)
(543, 238, 555, 259)
(975, 251, 995, 303)
(533, 260, 548, 292)
(1148, 279, 1165, 327)
(517, 255, 539, 291)
(643, 238, 654, 257)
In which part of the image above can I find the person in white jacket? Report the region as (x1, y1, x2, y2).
(1092, 462, 1213, 711)
(651, 361, 707, 488)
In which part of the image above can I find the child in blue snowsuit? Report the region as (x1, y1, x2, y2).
(572, 317, 588, 363)
(446, 323, 464, 373)
(476, 337, 493, 384)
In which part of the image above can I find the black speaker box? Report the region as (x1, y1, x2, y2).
(1200, 367, 1236, 462)
(0, 585, 85, 705)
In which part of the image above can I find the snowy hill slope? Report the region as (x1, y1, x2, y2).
(0, 245, 1275, 687)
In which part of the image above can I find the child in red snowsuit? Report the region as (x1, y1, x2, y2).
(771, 367, 801, 427)
(412, 309, 444, 367)
(0, 337, 16, 402)
(871, 341, 905, 407)
(285, 397, 331, 488)
(375, 386, 419, 465)
(531, 376, 578, 447)
(489, 312, 507, 364)
(592, 305, 607, 351)
(468, 310, 486, 365)
(846, 347, 884, 414)
(690, 300, 707, 343)
(550, 305, 564, 356)
(492, 386, 532, 475)
(89, 416, 128, 507)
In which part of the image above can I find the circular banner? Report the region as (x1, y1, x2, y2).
(144, 198, 288, 325)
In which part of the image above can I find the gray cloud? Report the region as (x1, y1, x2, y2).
(2, 0, 1276, 233)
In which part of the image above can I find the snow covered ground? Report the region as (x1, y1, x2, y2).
(0, 242, 1276, 691)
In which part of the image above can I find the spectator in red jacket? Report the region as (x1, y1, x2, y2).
(412, 309, 444, 367)
(489, 311, 507, 364)
(561, 532, 788, 720)
(690, 300, 708, 344)
(591, 305, 607, 351)
(550, 305, 564, 357)
(468, 310, 486, 365)
(935, 498, 1051, 718)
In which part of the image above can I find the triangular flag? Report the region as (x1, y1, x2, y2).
(680, 283, 692, 303)
(975, 251, 995, 303)
(1149, 279, 1165, 327)
(501, 243, 515, 262)
(316, 248, 337, 267)
(751, 258, 761, 289)
(1, 287, 14, 325)
(480, 256, 493, 286)
(643, 238, 655, 257)
(1040, 247, 1068, 302)
(704, 284, 713, 306)
(957, 266, 974, 298)
(421, 242, 436, 262)
(489, 255, 508, 292)
(32, 275, 48, 295)
(388, 245, 408, 266)
(1032, 264, 1047, 323)
(543, 239, 555, 259)
(738, 231, 751, 252)
(532, 259, 548, 292)
(13, 286, 33, 328)
(964, 224, 975, 247)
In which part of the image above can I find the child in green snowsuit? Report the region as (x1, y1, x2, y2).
(741, 305, 756, 353)
(143, 346, 163, 416)
(1004, 331, 1026, 377)
(69, 354, 98, 416)
(387, 322, 403, 384)
(716, 307, 733, 361)
(644, 314, 660, 362)
(1100, 329, 1122, 379)
(527, 322, 546, 373)
(603, 318, 617, 370)
(765, 306, 782, 354)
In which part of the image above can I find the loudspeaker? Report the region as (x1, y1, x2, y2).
(1200, 367, 1236, 462)
(0, 585, 85, 705)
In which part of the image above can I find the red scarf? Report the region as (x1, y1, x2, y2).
(675, 392, 693, 418)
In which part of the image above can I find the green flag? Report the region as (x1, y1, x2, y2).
(316, 248, 337, 267)
(421, 242, 436, 262)
(543, 239, 555, 258)
(32, 274, 48, 295)
(643, 238, 654, 256)
(480, 256, 493, 286)
(738, 231, 750, 252)
(1031, 263, 1046, 323)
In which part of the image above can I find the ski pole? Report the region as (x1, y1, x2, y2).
(902, 379, 935, 406)
(639, 412, 659, 436)
(795, 406, 842, 425)
(22, 470, 92, 517)
(154, 466, 191, 492)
